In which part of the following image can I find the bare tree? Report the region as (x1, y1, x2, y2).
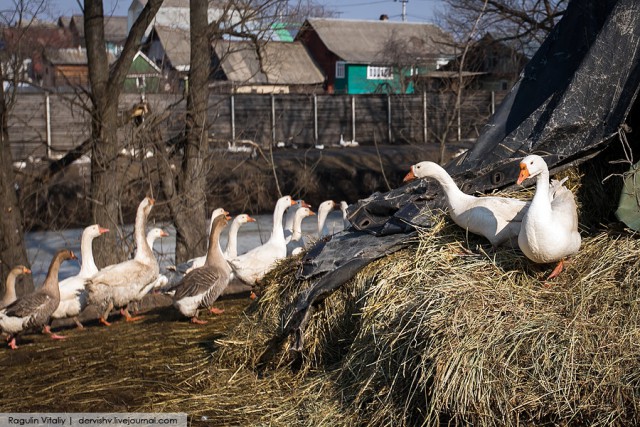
(84, 0, 163, 266)
(438, 0, 567, 56)
(0, 0, 52, 293)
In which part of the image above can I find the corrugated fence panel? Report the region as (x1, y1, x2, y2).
(8, 94, 47, 160)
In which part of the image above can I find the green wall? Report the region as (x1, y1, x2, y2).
(335, 63, 414, 94)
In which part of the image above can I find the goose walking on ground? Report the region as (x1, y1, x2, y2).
(184, 207, 227, 274)
(516, 155, 581, 280)
(86, 197, 158, 326)
(224, 214, 256, 259)
(404, 161, 529, 248)
(287, 207, 316, 256)
(129, 228, 169, 310)
(46, 224, 109, 332)
(228, 195, 296, 285)
(172, 213, 232, 324)
(0, 250, 76, 349)
(0, 265, 31, 310)
(317, 200, 337, 238)
(284, 200, 311, 241)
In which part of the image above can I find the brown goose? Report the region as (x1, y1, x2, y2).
(0, 250, 76, 350)
(0, 265, 31, 310)
(173, 213, 231, 324)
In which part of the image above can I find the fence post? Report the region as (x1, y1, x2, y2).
(423, 91, 427, 144)
(491, 90, 495, 115)
(45, 92, 51, 158)
(387, 94, 392, 143)
(351, 95, 356, 142)
(313, 94, 318, 144)
(271, 93, 276, 145)
(230, 95, 235, 142)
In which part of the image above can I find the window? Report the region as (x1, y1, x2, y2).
(367, 66, 393, 80)
(335, 61, 345, 79)
(136, 76, 146, 88)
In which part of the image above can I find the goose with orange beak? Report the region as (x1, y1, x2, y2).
(516, 155, 581, 280)
(404, 161, 529, 248)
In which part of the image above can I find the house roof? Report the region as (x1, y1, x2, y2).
(213, 40, 324, 85)
(70, 14, 128, 43)
(298, 18, 455, 64)
(150, 25, 190, 71)
(45, 47, 116, 65)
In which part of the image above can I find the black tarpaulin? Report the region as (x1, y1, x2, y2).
(272, 0, 640, 353)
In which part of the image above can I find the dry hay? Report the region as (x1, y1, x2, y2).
(229, 199, 640, 426)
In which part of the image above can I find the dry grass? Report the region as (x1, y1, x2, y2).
(3, 170, 640, 426)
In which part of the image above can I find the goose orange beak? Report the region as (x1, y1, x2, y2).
(403, 167, 416, 182)
(301, 200, 311, 208)
(247, 216, 257, 222)
(70, 251, 78, 260)
(148, 197, 156, 205)
(290, 199, 297, 206)
(160, 230, 169, 237)
(517, 163, 529, 185)
(23, 267, 31, 274)
(99, 227, 110, 234)
(309, 210, 316, 216)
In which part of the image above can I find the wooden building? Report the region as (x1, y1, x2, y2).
(296, 18, 455, 94)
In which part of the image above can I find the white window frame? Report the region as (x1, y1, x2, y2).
(335, 61, 345, 79)
(367, 65, 393, 80)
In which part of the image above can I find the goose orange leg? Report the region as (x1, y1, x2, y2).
(208, 307, 224, 315)
(42, 325, 67, 340)
(8, 336, 18, 350)
(121, 308, 144, 322)
(190, 316, 208, 325)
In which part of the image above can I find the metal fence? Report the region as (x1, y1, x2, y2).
(7, 90, 507, 160)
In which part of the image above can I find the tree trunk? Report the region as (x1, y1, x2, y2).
(84, 0, 163, 266)
(169, 0, 210, 263)
(0, 63, 33, 295)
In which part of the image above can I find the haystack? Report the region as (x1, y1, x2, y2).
(227, 179, 640, 426)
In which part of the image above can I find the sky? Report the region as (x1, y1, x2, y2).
(20, 0, 445, 24)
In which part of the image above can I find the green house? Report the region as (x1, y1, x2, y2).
(123, 51, 164, 93)
(297, 18, 456, 94)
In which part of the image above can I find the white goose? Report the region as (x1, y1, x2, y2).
(340, 200, 350, 230)
(516, 155, 581, 279)
(287, 207, 315, 256)
(48, 224, 109, 330)
(228, 195, 296, 285)
(284, 200, 311, 241)
(317, 200, 337, 238)
(0, 265, 31, 310)
(86, 197, 158, 326)
(404, 161, 529, 248)
(224, 214, 257, 259)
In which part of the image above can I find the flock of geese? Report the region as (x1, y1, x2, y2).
(0, 196, 347, 349)
(0, 154, 580, 350)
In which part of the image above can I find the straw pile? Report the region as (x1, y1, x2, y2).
(227, 182, 640, 425)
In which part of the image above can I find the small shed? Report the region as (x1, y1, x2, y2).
(123, 51, 164, 93)
(211, 40, 325, 94)
(296, 18, 455, 94)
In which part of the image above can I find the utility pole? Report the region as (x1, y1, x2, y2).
(394, 0, 408, 22)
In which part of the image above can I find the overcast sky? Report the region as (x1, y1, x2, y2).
(36, 0, 443, 23)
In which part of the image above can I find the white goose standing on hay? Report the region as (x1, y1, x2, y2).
(0, 265, 31, 310)
(86, 197, 159, 326)
(516, 155, 581, 279)
(228, 195, 296, 285)
(47, 224, 109, 331)
(404, 161, 529, 248)
(173, 213, 231, 324)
